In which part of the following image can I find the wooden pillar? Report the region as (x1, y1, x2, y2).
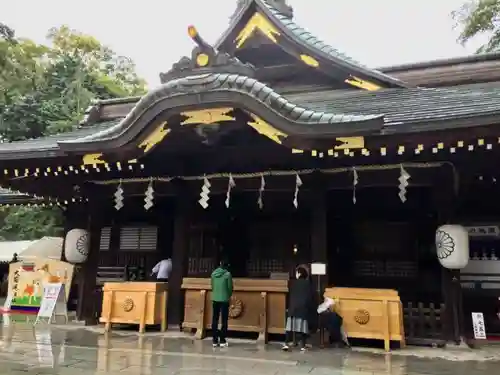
(310, 177, 328, 295)
(77, 200, 104, 324)
(441, 268, 462, 343)
(433, 178, 463, 344)
(167, 183, 190, 328)
(62, 206, 79, 313)
(60, 209, 70, 263)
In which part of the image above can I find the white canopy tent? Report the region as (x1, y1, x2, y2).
(0, 237, 63, 262)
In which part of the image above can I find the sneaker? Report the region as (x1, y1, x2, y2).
(219, 342, 228, 348)
(212, 343, 219, 348)
(281, 344, 289, 351)
(300, 346, 307, 352)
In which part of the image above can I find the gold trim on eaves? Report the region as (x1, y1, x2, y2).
(235, 12, 280, 49)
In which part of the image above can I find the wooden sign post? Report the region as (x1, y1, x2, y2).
(311, 263, 327, 347)
(34, 283, 68, 325)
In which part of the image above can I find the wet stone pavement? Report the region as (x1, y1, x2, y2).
(0, 321, 499, 375)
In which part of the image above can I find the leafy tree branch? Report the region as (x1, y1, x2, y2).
(453, 0, 500, 53)
(0, 24, 147, 240)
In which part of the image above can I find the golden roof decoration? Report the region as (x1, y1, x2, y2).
(159, 25, 255, 83)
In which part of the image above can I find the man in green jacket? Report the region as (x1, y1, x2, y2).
(211, 260, 233, 347)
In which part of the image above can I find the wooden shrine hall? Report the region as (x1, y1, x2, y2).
(3, 0, 500, 345)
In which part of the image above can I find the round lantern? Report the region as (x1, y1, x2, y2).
(435, 225, 469, 269)
(65, 228, 90, 263)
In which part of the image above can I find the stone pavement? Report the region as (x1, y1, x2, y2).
(0, 321, 500, 375)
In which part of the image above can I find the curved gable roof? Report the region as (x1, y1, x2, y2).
(217, 0, 410, 89)
(57, 72, 384, 153)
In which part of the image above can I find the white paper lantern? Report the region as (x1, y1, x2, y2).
(435, 225, 469, 269)
(65, 228, 90, 263)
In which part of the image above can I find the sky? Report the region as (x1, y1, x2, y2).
(2, 0, 488, 87)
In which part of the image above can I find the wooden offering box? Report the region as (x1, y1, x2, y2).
(324, 287, 405, 351)
(181, 278, 288, 342)
(100, 282, 168, 333)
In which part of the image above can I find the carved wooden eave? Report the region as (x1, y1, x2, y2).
(5, 23, 500, 170)
(52, 26, 384, 166)
(216, 0, 411, 90)
(59, 74, 383, 162)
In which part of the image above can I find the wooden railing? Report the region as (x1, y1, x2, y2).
(403, 302, 446, 346)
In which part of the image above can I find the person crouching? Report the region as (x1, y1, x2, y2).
(282, 267, 314, 351)
(317, 297, 350, 348)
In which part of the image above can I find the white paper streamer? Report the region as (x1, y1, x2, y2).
(257, 174, 265, 209)
(398, 164, 411, 203)
(198, 177, 211, 209)
(144, 179, 154, 210)
(293, 173, 302, 208)
(114, 181, 124, 211)
(352, 168, 358, 204)
(225, 174, 236, 208)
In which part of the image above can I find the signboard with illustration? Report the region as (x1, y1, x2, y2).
(7, 259, 74, 313)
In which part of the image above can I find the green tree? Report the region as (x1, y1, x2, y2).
(0, 206, 63, 241)
(0, 24, 147, 240)
(453, 0, 500, 53)
(1, 25, 147, 139)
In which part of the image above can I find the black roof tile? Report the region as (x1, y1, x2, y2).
(0, 121, 120, 152)
(2, 82, 500, 155)
(285, 82, 500, 131)
(258, 1, 408, 87)
(217, 1, 408, 88)
(62, 72, 382, 145)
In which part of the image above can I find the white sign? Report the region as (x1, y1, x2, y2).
(466, 226, 500, 237)
(471, 312, 487, 339)
(35, 283, 68, 324)
(38, 284, 61, 318)
(311, 263, 327, 276)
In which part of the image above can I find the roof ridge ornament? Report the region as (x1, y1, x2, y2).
(230, 1, 294, 21)
(159, 25, 255, 84)
(265, 0, 293, 18)
(230, 0, 252, 22)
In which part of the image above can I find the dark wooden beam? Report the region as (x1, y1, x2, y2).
(310, 174, 328, 295)
(432, 174, 463, 344)
(255, 64, 307, 80)
(167, 181, 191, 328)
(78, 201, 101, 324)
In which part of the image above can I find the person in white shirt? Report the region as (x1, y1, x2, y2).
(151, 258, 172, 282)
(317, 297, 350, 347)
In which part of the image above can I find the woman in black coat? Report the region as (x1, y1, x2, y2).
(282, 267, 315, 351)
